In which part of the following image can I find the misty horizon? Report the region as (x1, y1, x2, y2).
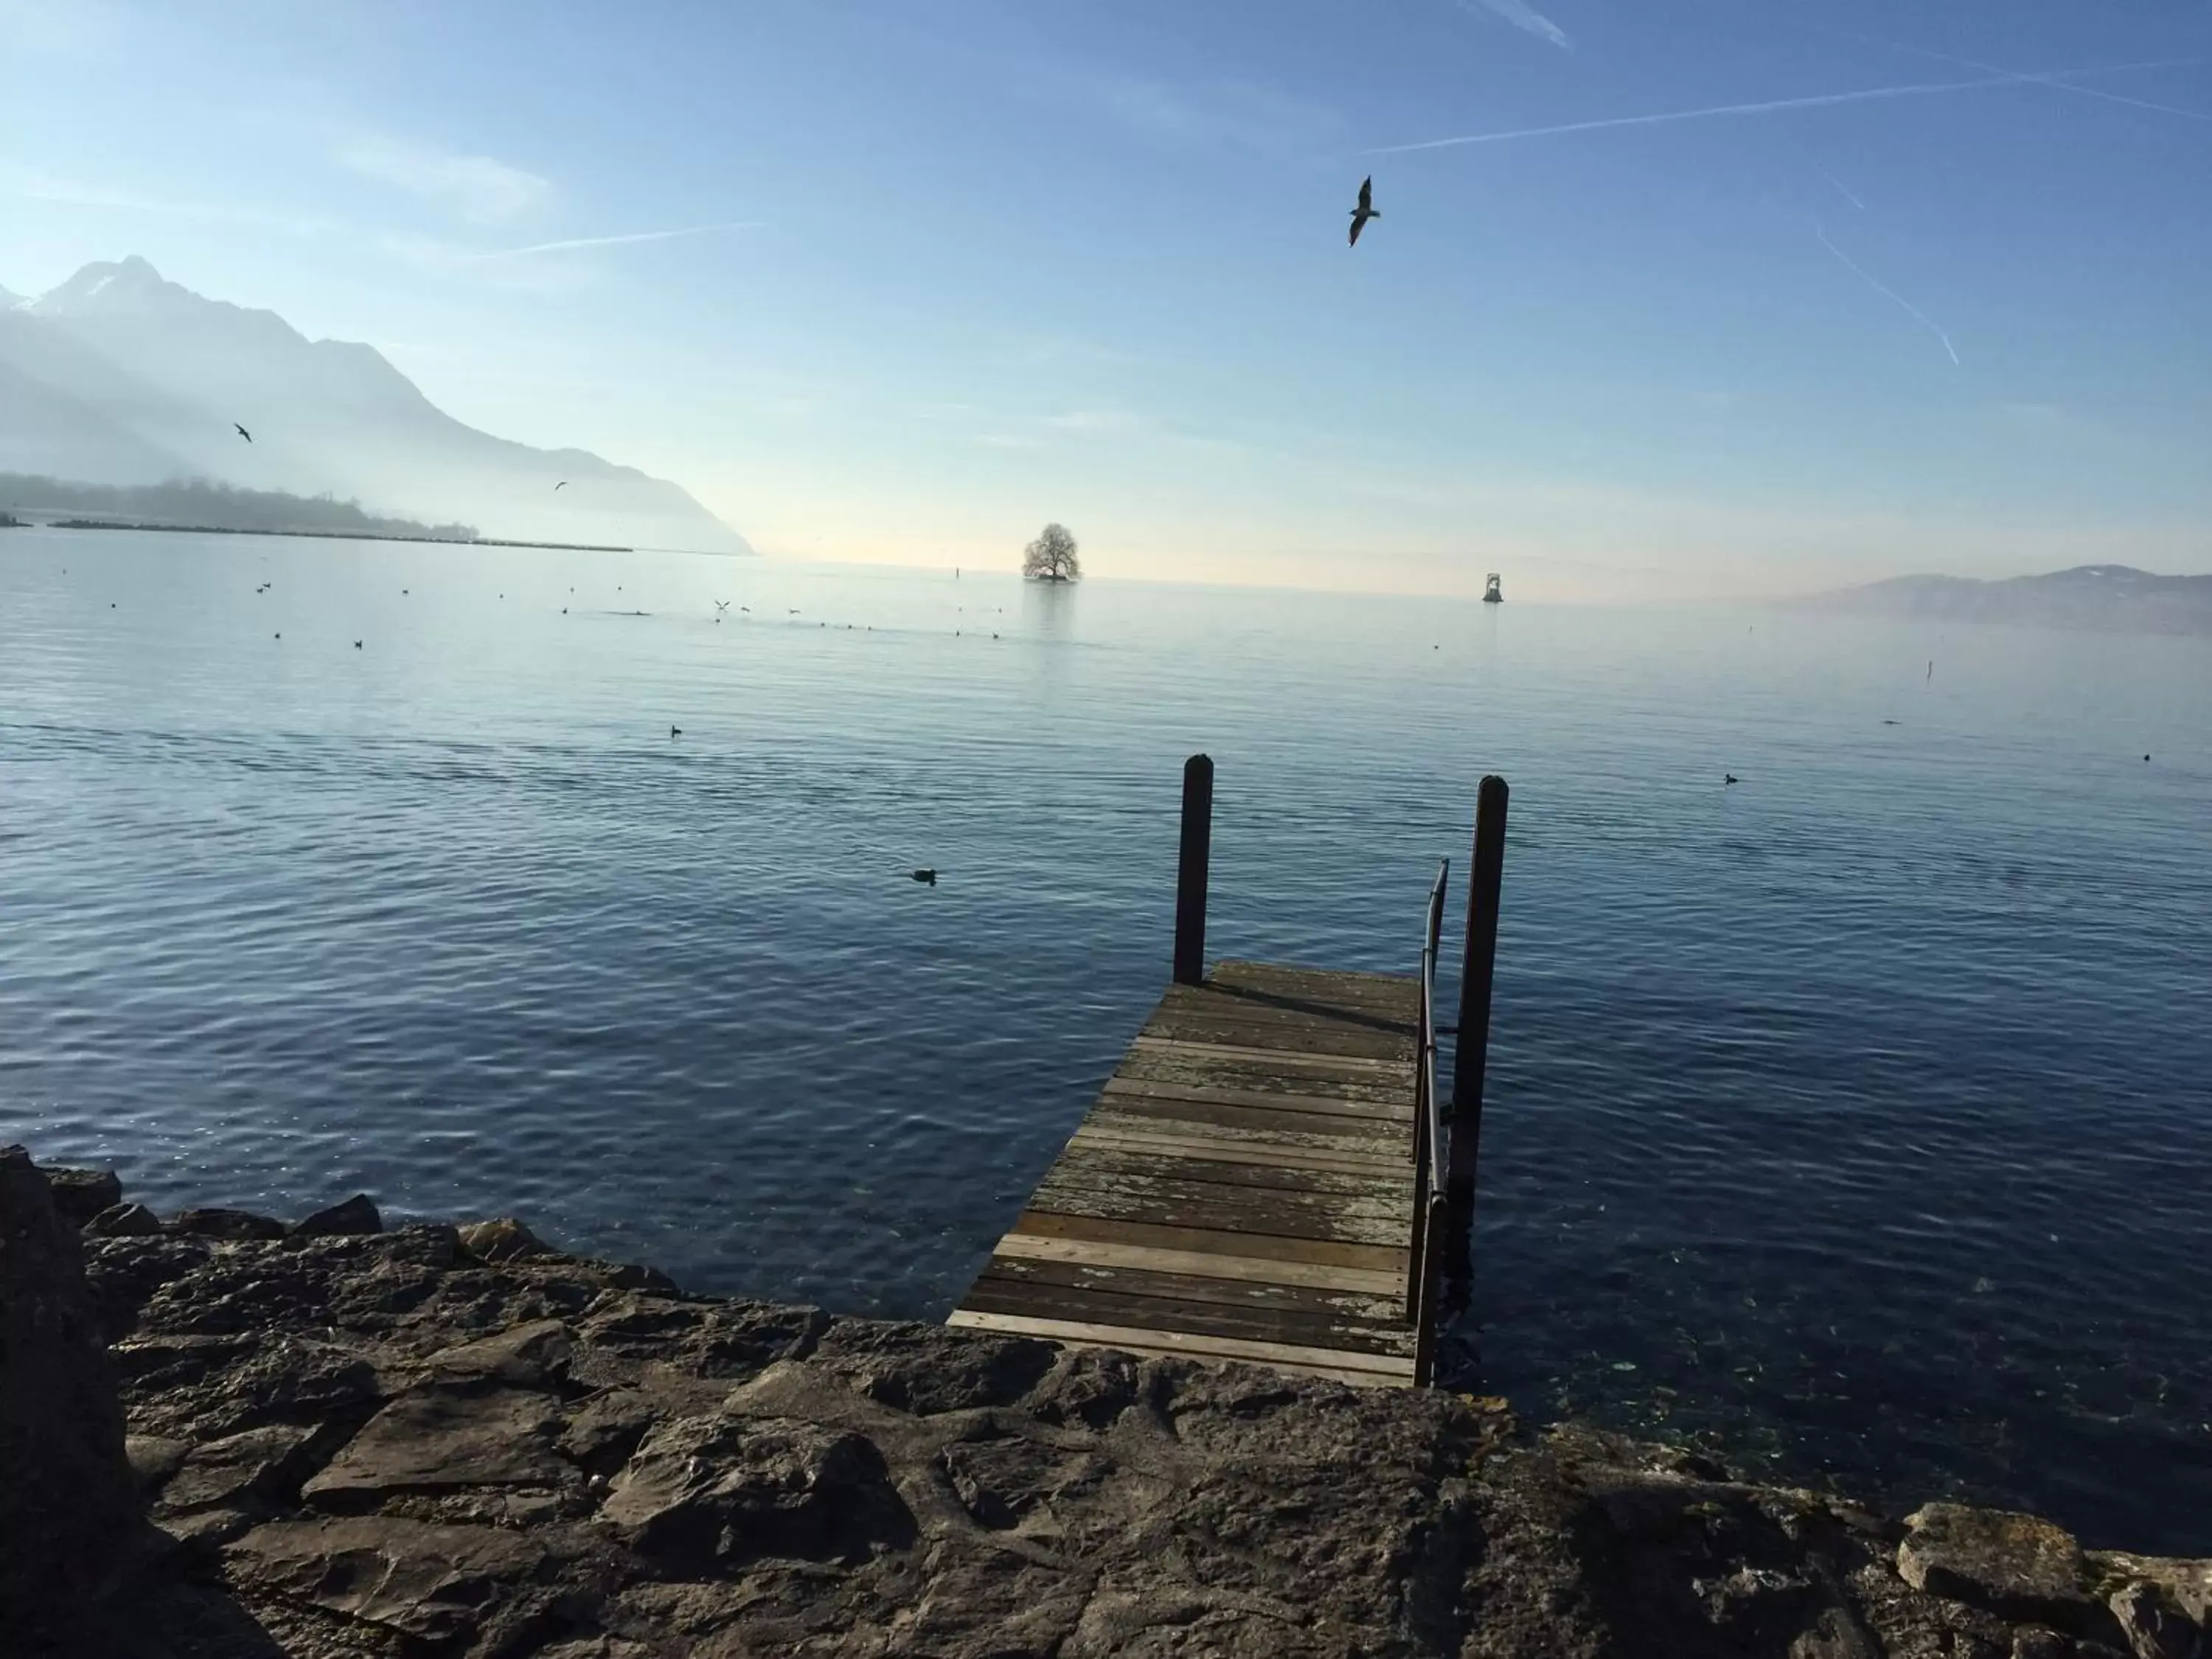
(5, 1, 2205, 601)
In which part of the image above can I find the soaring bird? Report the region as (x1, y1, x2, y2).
(714, 600, 729, 613)
(234, 422, 253, 442)
(554, 481, 568, 492)
(911, 868, 937, 886)
(1349, 176, 1380, 247)
(352, 640, 363, 650)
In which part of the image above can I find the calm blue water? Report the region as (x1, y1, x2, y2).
(4, 529, 2208, 1551)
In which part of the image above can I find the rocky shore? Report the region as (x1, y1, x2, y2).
(4, 1146, 2205, 1658)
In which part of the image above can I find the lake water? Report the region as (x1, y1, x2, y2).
(4, 527, 2208, 1553)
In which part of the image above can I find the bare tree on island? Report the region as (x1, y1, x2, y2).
(1022, 522, 1081, 582)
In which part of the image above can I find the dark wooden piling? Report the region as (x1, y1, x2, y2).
(1173, 754, 1214, 986)
(1444, 775, 1509, 1304)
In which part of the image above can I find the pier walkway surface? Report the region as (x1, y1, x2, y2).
(949, 960, 1425, 1388)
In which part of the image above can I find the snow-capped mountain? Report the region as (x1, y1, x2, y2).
(1, 257, 748, 553)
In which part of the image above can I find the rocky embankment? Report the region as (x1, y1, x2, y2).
(4, 1147, 2205, 1658)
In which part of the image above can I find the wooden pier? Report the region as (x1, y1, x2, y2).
(950, 759, 1509, 1389)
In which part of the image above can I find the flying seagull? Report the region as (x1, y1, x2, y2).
(353, 640, 363, 650)
(714, 600, 729, 613)
(1349, 176, 1380, 247)
(554, 481, 568, 492)
(234, 422, 252, 443)
(911, 868, 937, 886)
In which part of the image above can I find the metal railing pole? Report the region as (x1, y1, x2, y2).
(1411, 858, 1449, 1385)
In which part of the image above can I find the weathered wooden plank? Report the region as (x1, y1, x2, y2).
(1088, 1096, 1413, 1150)
(1150, 987, 1407, 1040)
(1069, 1123, 1411, 1176)
(1022, 1182, 1409, 1249)
(1127, 1034, 1412, 1077)
(978, 1253, 1402, 1326)
(1006, 1209, 1408, 1276)
(1157, 985, 1416, 1036)
(989, 1231, 1407, 1298)
(1103, 1075, 1414, 1121)
(1138, 1012, 1414, 1062)
(1209, 961, 1422, 1012)
(1113, 1048, 1416, 1102)
(1049, 1144, 1414, 1203)
(947, 1309, 1416, 1384)
(1166, 978, 1418, 1029)
(1033, 1158, 1413, 1222)
(964, 1274, 1416, 1360)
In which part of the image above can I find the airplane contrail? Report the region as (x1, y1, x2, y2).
(1364, 58, 2201, 153)
(1748, 10, 2212, 123)
(470, 223, 762, 261)
(1818, 166, 1865, 210)
(1816, 223, 1958, 366)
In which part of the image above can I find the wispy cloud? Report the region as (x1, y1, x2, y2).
(1815, 223, 1958, 366)
(336, 134, 551, 223)
(468, 223, 760, 261)
(1366, 58, 2197, 154)
(1461, 0, 1571, 51)
(4, 168, 338, 233)
(1042, 408, 1148, 434)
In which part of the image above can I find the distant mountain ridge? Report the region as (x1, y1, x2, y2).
(0, 257, 749, 554)
(1797, 565, 2212, 636)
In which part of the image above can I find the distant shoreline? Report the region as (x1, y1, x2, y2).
(25, 518, 633, 554)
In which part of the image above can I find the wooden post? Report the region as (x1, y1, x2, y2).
(1444, 775, 1509, 1299)
(1173, 754, 1214, 985)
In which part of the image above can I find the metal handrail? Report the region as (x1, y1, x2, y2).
(1409, 858, 1450, 1384)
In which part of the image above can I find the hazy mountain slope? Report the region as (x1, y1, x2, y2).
(0, 358, 198, 485)
(1, 257, 748, 553)
(1798, 565, 2212, 636)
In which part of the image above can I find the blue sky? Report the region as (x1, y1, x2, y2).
(4, 0, 2208, 598)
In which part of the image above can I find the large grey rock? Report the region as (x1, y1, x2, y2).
(225, 1516, 553, 1646)
(425, 1317, 573, 1387)
(157, 1423, 321, 1514)
(167, 1207, 286, 1242)
(0, 1146, 146, 1651)
(599, 1411, 916, 1572)
(1899, 1503, 2093, 1626)
(2107, 1581, 2199, 1659)
(290, 1193, 380, 1238)
(85, 1202, 162, 1238)
(302, 1385, 573, 1508)
(457, 1214, 551, 1262)
(44, 1165, 123, 1227)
